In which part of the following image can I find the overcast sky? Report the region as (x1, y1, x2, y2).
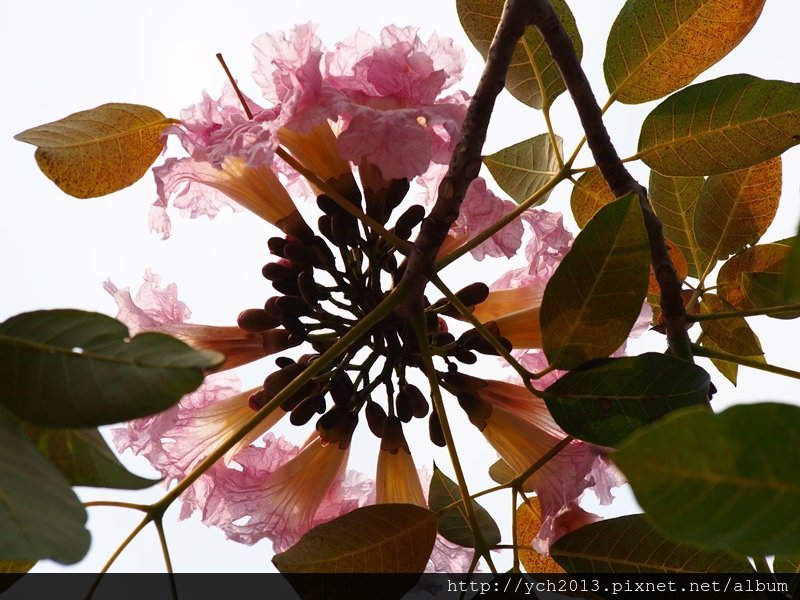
(3, 0, 800, 574)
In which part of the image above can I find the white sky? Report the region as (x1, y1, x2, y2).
(2, 0, 800, 574)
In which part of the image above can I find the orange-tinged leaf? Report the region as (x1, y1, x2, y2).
(649, 172, 707, 277)
(717, 243, 792, 310)
(648, 240, 688, 295)
(605, 0, 766, 104)
(0, 561, 35, 573)
(638, 75, 800, 176)
(456, 0, 581, 109)
(516, 500, 564, 573)
(693, 157, 781, 262)
(570, 167, 614, 229)
(15, 103, 175, 198)
(273, 504, 437, 573)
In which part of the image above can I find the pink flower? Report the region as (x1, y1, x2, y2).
(185, 433, 374, 552)
(104, 271, 289, 371)
(450, 374, 619, 551)
(107, 271, 376, 553)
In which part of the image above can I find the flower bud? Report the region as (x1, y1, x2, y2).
(365, 400, 387, 438)
(237, 308, 280, 332)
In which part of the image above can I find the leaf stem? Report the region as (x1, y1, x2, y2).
(275, 147, 411, 253)
(87, 515, 151, 597)
(688, 303, 800, 321)
(409, 310, 496, 574)
(430, 274, 536, 388)
(83, 500, 149, 511)
(152, 283, 407, 511)
(692, 343, 800, 380)
(153, 519, 178, 600)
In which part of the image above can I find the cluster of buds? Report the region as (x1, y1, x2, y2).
(235, 164, 513, 454)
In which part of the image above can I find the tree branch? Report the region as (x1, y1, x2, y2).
(396, 0, 537, 316)
(530, 0, 693, 361)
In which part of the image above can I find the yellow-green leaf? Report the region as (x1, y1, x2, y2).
(693, 157, 781, 263)
(699, 294, 764, 359)
(456, 0, 581, 109)
(717, 243, 792, 310)
(638, 75, 800, 176)
(15, 103, 175, 198)
(649, 171, 707, 277)
(570, 167, 614, 229)
(0, 561, 35, 574)
(273, 504, 437, 573)
(605, 0, 765, 104)
(742, 271, 800, 319)
(701, 336, 739, 386)
(541, 193, 650, 370)
(483, 134, 562, 204)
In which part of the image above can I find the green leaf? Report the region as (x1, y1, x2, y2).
(693, 158, 781, 262)
(614, 403, 800, 556)
(699, 294, 765, 356)
(570, 167, 614, 229)
(773, 556, 800, 573)
(718, 243, 792, 310)
(541, 193, 650, 370)
(273, 504, 437, 573)
(456, 0, 581, 109)
(0, 408, 90, 564)
(483, 134, 562, 205)
(428, 465, 500, 548)
(488, 458, 517, 486)
(15, 103, 176, 198)
(743, 271, 800, 319)
(551, 514, 753, 573)
(0, 309, 222, 428)
(701, 336, 739, 386)
(638, 75, 800, 176)
(604, 0, 765, 104)
(649, 171, 708, 278)
(20, 425, 158, 489)
(543, 353, 711, 447)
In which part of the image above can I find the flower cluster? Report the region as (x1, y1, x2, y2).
(110, 23, 624, 570)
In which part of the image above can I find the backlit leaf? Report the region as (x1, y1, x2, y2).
(701, 336, 739, 386)
(718, 243, 792, 310)
(483, 134, 562, 204)
(693, 158, 781, 261)
(20, 425, 158, 489)
(605, 0, 765, 104)
(456, 0, 581, 109)
(649, 172, 708, 277)
(614, 403, 800, 556)
(543, 353, 710, 447)
(15, 103, 175, 198)
(0, 408, 90, 564)
(773, 556, 800, 573)
(516, 499, 564, 573)
(0, 310, 222, 428)
(551, 514, 752, 573)
(0, 561, 35, 574)
(570, 167, 614, 229)
(699, 294, 765, 357)
(273, 504, 437, 573)
(488, 458, 517, 486)
(783, 230, 800, 301)
(743, 271, 800, 319)
(428, 465, 500, 548)
(638, 75, 800, 176)
(541, 193, 650, 370)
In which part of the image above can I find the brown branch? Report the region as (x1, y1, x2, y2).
(396, 0, 538, 317)
(530, 0, 693, 361)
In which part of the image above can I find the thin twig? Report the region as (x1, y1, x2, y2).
(529, 0, 692, 361)
(397, 0, 539, 315)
